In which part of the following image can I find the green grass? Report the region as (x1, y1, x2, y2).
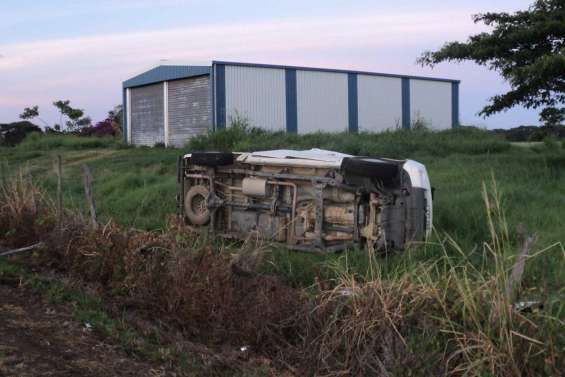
(2, 128, 564, 375)
(1, 129, 564, 282)
(1, 135, 179, 230)
(187, 124, 511, 156)
(1, 129, 563, 241)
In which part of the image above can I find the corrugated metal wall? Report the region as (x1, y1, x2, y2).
(410, 79, 452, 130)
(224, 65, 286, 130)
(216, 63, 456, 133)
(357, 75, 403, 131)
(168, 76, 211, 147)
(123, 63, 459, 143)
(130, 83, 164, 146)
(296, 70, 348, 133)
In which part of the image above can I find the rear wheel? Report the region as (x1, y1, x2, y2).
(184, 185, 210, 225)
(191, 152, 234, 166)
(342, 157, 400, 181)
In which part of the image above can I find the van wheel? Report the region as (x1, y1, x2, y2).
(191, 152, 234, 166)
(184, 185, 210, 225)
(342, 158, 400, 180)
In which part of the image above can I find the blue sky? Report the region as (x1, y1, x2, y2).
(0, 0, 539, 128)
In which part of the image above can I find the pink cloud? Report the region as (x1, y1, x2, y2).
(1, 9, 538, 127)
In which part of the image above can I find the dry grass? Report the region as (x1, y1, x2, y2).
(1, 171, 563, 376)
(281, 271, 440, 375)
(0, 169, 53, 247)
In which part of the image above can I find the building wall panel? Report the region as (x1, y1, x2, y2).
(296, 70, 348, 133)
(168, 76, 211, 147)
(357, 75, 403, 131)
(410, 79, 452, 130)
(130, 83, 164, 146)
(225, 65, 286, 130)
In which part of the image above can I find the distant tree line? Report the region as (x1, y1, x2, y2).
(490, 124, 565, 142)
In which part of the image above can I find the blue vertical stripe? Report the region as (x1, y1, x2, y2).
(285, 69, 297, 133)
(348, 73, 358, 133)
(122, 89, 127, 143)
(215, 64, 226, 129)
(401, 77, 410, 129)
(210, 65, 215, 132)
(452, 82, 460, 128)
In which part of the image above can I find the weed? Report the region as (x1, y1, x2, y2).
(186, 125, 510, 157)
(1, 171, 563, 376)
(18, 133, 120, 150)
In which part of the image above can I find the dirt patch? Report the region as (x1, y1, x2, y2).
(0, 283, 164, 377)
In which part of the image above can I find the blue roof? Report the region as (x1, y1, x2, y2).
(123, 65, 210, 88)
(212, 60, 460, 83)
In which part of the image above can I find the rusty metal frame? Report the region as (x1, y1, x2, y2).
(179, 157, 383, 253)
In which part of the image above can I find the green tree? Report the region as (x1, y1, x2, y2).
(53, 100, 91, 131)
(19, 106, 49, 127)
(418, 0, 565, 125)
(108, 104, 123, 136)
(19, 101, 92, 131)
(19, 106, 39, 120)
(539, 107, 565, 125)
(107, 105, 122, 126)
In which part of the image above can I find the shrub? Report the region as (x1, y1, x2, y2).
(543, 136, 560, 149)
(186, 125, 510, 158)
(0, 121, 42, 146)
(2, 173, 563, 376)
(77, 118, 116, 137)
(492, 125, 565, 142)
(17, 133, 120, 151)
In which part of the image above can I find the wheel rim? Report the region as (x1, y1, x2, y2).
(191, 193, 207, 216)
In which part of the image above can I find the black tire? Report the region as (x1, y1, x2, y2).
(342, 157, 400, 180)
(191, 152, 234, 166)
(184, 185, 210, 225)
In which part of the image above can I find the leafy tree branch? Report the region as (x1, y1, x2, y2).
(418, 0, 565, 125)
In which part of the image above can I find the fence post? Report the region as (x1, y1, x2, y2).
(54, 155, 63, 230)
(82, 165, 98, 230)
(0, 160, 5, 190)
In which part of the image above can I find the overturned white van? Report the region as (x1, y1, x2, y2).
(178, 149, 432, 252)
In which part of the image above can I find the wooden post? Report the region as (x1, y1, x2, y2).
(505, 224, 537, 302)
(0, 160, 6, 190)
(83, 165, 98, 230)
(0, 242, 44, 257)
(54, 155, 63, 230)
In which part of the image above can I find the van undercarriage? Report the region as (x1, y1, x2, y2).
(178, 150, 431, 252)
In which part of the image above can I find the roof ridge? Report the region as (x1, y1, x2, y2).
(123, 65, 211, 89)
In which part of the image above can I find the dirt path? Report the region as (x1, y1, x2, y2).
(0, 282, 164, 377)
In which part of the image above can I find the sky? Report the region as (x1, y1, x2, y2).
(0, 0, 540, 129)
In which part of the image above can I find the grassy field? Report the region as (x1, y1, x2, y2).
(1, 127, 564, 375)
(2, 128, 563, 241)
(1, 128, 564, 283)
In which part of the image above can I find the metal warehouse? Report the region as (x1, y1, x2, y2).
(122, 61, 460, 147)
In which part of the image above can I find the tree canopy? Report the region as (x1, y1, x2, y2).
(19, 106, 40, 120)
(418, 0, 565, 125)
(19, 100, 91, 131)
(53, 100, 91, 131)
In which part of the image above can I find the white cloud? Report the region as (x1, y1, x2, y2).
(1, 10, 479, 70)
(3, 9, 531, 126)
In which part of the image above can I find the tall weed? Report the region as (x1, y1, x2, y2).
(18, 133, 120, 151)
(1, 170, 563, 376)
(186, 123, 510, 158)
